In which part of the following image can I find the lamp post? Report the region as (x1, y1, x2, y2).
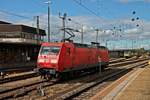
(45, 0, 51, 42)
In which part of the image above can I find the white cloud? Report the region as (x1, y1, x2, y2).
(3, 13, 150, 45)
(0, 12, 9, 22)
(124, 28, 142, 34)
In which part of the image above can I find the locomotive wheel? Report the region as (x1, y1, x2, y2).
(51, 73, 61, 82)
(45, 74, 52, 80)
(61, 73, 66, 80)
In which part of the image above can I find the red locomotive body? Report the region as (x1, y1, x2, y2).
(37, 42, 109, 79)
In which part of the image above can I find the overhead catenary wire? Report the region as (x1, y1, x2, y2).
(72, 0, 103, 22)
(0, 9, 38, 27)
(72, 0, 108, 40)
(73, 0, 126, 31)
(0, 9, 33, 20)
(0, 9, 49, 28)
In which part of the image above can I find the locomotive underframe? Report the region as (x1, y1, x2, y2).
(38, 61, 108, 80)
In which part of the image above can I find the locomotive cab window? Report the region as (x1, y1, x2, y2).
(40, 46, 60, 55)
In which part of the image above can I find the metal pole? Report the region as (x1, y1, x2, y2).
(96, 29, 99, 43)
(106, 40, 108, 47)
(132, 40, 133, 49)
(81, 25, 84, 44)
(36, 16, 40, 42)
(59, 13, 67, 41)
(48, 3, 50, 42)
(63, 16, 65, 41)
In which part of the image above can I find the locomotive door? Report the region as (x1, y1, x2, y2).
(64, 45, 73, 69)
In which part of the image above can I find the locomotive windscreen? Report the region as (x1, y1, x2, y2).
(40, 46, 60, 55)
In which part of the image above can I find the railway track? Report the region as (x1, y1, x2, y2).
(109, 58, 125, 63)
(0, 57, 138, 84)
(109, 56, 138, 64)
(53, 60, 148, 100)
(75, 62, 148, 100)
(0, 71, 38, 84)
(10, 58, 148, 100)
(0, 57, 148, 99)
(108, 57, 148, 67)
(15, 69, 122, 100)
(0, 77, 55, 100)
(0, 64, 35, 78)
(109, 57, 136, 64)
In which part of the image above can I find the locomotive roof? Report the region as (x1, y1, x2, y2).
(98, 46, 107, 49)
(74, 43, 89, 48)
(41, 42, 108, 50)
(74, 43, 107, 49)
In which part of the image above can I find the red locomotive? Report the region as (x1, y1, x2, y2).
(37, 41, 109, 80)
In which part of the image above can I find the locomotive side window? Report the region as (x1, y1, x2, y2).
(40, 46, 60, 55)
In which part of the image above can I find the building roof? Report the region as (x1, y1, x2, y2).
(0, 24, 46, 36)
(0, 21, 12, 24)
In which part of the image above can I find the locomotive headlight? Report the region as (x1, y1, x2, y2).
(38, 59, 49, 63)
(44, 59, 49, 62)
(38, 59, 44, 63)
(51, 59, 57, 63)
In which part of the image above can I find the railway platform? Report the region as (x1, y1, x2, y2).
(114, 65, 150, 100)
(91, 64, 150, 100)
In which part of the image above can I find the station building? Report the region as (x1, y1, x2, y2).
(0, 21, 46, 71)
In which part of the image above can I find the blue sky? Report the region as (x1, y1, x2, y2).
(0, 0, 150, 20)
(0, 0, 150, 49)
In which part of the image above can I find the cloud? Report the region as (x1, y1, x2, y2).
(0, 12, 9, 22)
(124, 28, 142, 34)
(3, 13, 150, 46)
